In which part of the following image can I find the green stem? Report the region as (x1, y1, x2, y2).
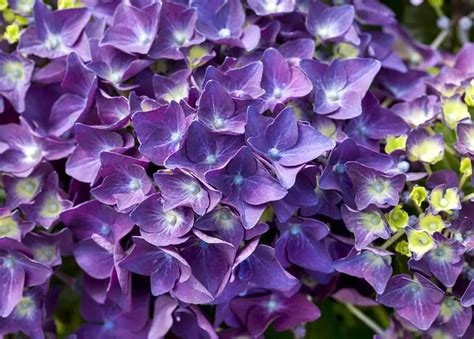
(444, 144, 456, 156)
(344, 303, 384, 336)
(459, 174, 469, 190)
(381, 229, 405, 250)
(462, 192, 474, 202)
(423, 163, 433, 175)
(430, 29, 450, 49)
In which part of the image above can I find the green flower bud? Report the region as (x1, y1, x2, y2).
(419, 213, 446, 234)
(442, 96, 470, 129)
(395, 240, 411, 257)
(386, 205, 409, 232)
(409, 186, 428, 207)
(385, 135, 407, 154)
(460, 157, 472, 177)
(408, 229, 434, 257)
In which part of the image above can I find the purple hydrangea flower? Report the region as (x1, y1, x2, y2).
(149, 1, 204, 60)
(377, 274, 444, 331)
(154, 169, 221, 216)
(248, 107, 335, 188)
(275, 216, 333, 273)
(334, 247, 393, 293)
(133, 101, 192, 166)
(261, 48, 313, 111)
(341, 205, 391, 250)
(206, 147, 287, 228)
(0, 52, 34, 112)
(130, 193, 194, 246)
(100, 2, 161, 55)
(0, 238, 52, 317)
(306, 2, 356, 42)
(301, 58, 381, 119)
(18, 2, 91, 59)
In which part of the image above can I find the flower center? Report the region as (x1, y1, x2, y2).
(170, 132, 181, 143)
(439, 198, 448, 207)
(213, 117, 225, 129)
(273, 87, 283, 99)
(164, 211, 178, 226)
(205, 154, 217, 165)
(22, 145, 41, 163)
(44, 34, 62, 51)
(173, 31, 188, 46)
(268, 147, 281, 161)
(289, 223, 301, 235)
(15, 296, 35, 318)
(266, 299, 279, 312)
(2, 256, 15, 268)
(100, 224, 111, 236)
(370, 214, 381, 225)
(326, 89, 340, 102)
(218, 27, 231, 38)
(233, 174, 244, 186)
(435, 248, 445, 257)
(129, 178, 141, 191)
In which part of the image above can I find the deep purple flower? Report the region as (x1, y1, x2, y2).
(229, 292, 320, 336)
(60, 200, 134, 243)
(23, 228, 73, 267)
(261, 48, 313, 110)
(46, 52, 97, 137)
(149, 1, 204, 60)
(343, 94, 409, 150)
(154, 169, 221, 216)
(0, 288, 45, 339)
(120, 237, 191, 296)
(345, 161, 406, 210)
(0, 121, 74, 177)
(87, 39, 151, 90)
(0, 52, 34, 112)
(197, 80, 247, 134)
(133, 101, 192, 166)
(18, 2, 91, 59)
(341, 205, 391, 250)
(319, 139, 394, 205)
(77, 293, 149, 338)
(100, 2, 161, 54)
(306, 2, 356, 42)
(301, 58, 380, 119)
(203, 62, 264, 99)
(66, 124, 131, 183)
(194, 0, 260, 51)
(0, 238, 51, 317)
(334, 247, 393, 293)
(417, 234, 466, 287)
(131, 193, 194, 246)
(193, 207, 245, 247)
(91, 153, 152, 212)
(148, 295, 218, 338)
(206, 147, 287, 229)
(275, 216, 333, 273)
(433, 297, 472, 337)
(377, 274, 444, 330)
(248, 107, 335, 188)
(2, 162, 52, 209)
(166, 121, 243, 180)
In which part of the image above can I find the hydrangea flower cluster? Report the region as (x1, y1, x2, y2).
(0, 0, 473, 338)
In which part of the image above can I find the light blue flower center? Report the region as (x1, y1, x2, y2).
(273, 88, 283, 99)
(267, 299, 279, 312)
(213, 117, 225, 129)
(164, 212, 178, 226)
(233, 174, 244, 186)
(2, 256, 15, 268)
(397, 161, 410, 173)
(218, 27, 231, 38)
(409, 284, 420, 293)
(372, 181, 385, 193)
(370, 214, 381, 225)
(186, 182, 201, 195)
(334, 163, 345, 174)
(129, 178, 141, 191)
(173, 31, 187, 46)
(289, 224, 301, 235)
(268, 147, 281, 160)
(435, 248, 445, 257)
(100, 224, 111, 236)
(103, 319, 115, 330)
(326, 89, 340, 103)
(170, 132, 181, 143)
(205, 154, 217, 165)
(45, 35, 62, 51)
(199, 240, 209, 249)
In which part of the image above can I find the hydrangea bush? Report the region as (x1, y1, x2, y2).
(0, 0, 473, 338)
